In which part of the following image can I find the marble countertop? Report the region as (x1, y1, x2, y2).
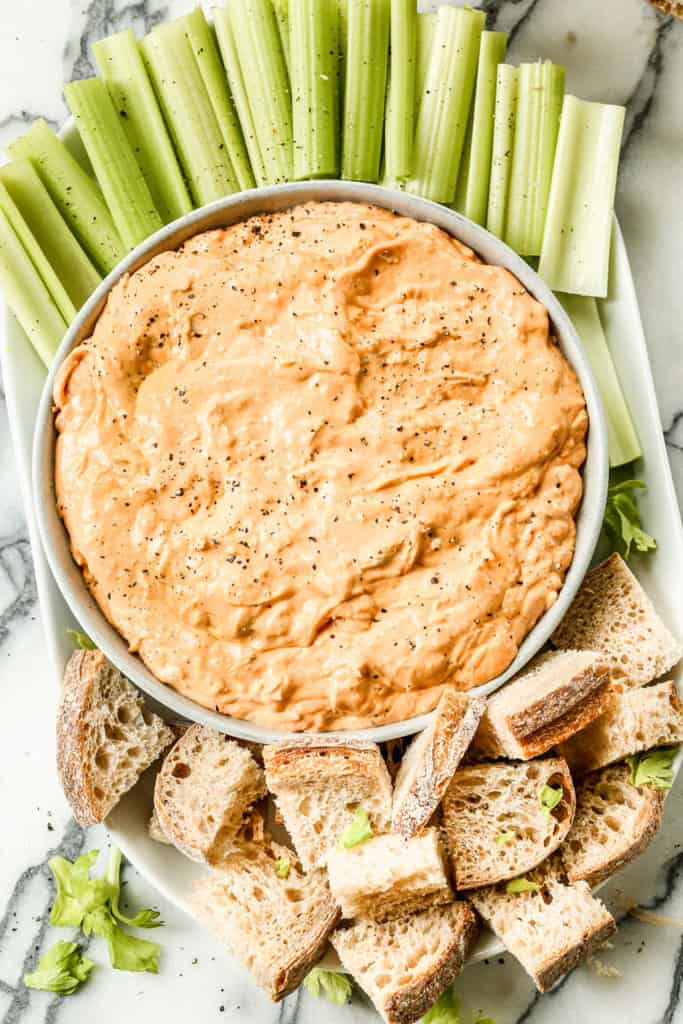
(1, 0, 682, 1021)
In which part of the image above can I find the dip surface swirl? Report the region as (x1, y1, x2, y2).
(54, 201, 588, 730)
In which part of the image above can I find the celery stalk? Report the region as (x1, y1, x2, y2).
(180, 9, 255, 191)
(539, 96, 625, 298)
(384, 0, 417, 182)
(0, 160, 101, 312)
(342, 0, 391, 182)
(8, 119, 124, 275)
(0, 177, 75, 323)
(453, 30, 507, 225)
(227, 0, 293, 185)
(93, 30, 193, 224)
(336, 0, 347, 108)
(64, 77, 163, 251)
(290, 0, 339, 179)
(560, 293, 641, 467)
(409, 6, 485, 203)
(212, 7, 269, 187)
(486, 63, 518, 239)
(0, 207, 66, 366)
(415, 11, 436, 104)
(273, 0, 291, 71)
(141, 22, 239, 205)
(504, 61, 565, 256)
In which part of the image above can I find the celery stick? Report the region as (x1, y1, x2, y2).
(504, 61, 564, 257)
(0, 177, 76, 323)
(142, 23, 240, 206)
(64, 77, 163, 251)
(336, 0, 347, 108)
(180, 9, 255, 191)
(0, 207, 66, 367)
(559, 293, 641, 467)
(8, 120, 124, 275)
(0, 160, 101, 311)
(409, 6, 485, 203)
(415, 11, 436, 105)
(453, 30, 507, 225)
(212, 7, 269, 187)
(384, 0, 417, 181)
(227, 0, 293, 185)
(290, 0, 339, 179)
(342, 0, 391, 182)
(539, 96, 625, 298)
(273, 0, 291, 72)
(486, 63, 518, 239)
(94, 29, 193, 223)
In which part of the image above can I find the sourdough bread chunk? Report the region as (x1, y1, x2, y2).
(331, 902, 478, 1024)
(442, 758, 575, 889)
(559, 681, 683, 774)
(392, 690, 485, 836)
(561, 764, 663, 887)
(263, 738, 393, 869)
(551, 553, 682, 686)
(471, 859, 616, 992)
(471, 650, 613, 761)
(155, 724, 266, 863)
(57, 649, 174, 827)
(327, 828, 452, 921)
(193, 841, 339, 1001)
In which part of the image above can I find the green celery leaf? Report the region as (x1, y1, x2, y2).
(602, 477, 656, 560)
(423, 988, 461, 1023)
(538, 784, 563, 816)
(494, 831, 516, 845)
(86, 907, 160, 973)
(105, 848, 163, 928)
(337, 807, 373, 849)
(49, 850, 104, 927)
(304, 968, 353, 1005)
(66, 628, 96, 650)
(626, 747, 678, 790)
(506, 877, 541, 894)
(275, 857, 291, 879)
(24, 940, 94, 994)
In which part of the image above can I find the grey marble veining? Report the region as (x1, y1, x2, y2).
(0, 1, 682, 1022)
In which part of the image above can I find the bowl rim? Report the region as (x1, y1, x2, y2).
(32, 179, 609, 743)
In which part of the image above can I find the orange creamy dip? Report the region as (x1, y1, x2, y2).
(54, 201, 587, 730)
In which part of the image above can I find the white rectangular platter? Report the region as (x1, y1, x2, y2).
(2, 217, 682, 971)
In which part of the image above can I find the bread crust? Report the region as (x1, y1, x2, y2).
(263, 737, 388, 783)
(648, 0, 683, 16)
(57, 649, 173, 826)
(533, 913, 616, 992)
(392, 691, 485, 837)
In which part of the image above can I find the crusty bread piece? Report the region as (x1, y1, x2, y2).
(392, 690, 485, 837)
(551, 553, 682, 687)
(155, 724, 266, 863)
(470, 650, 613, 761)
(442, 757, 575, 889)
(559, 680, 683, 775)
(327, 828, 452, 921)
(263, 737, 393, 869)
(331, 902, 478, 1024)
(561, 764, 663, 888)
(193, 841, 339, 1001)
(56, 649, 174, 827)
(471, 857, 616, 992)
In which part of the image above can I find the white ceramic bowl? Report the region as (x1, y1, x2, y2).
(32, 180, 609, 743)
